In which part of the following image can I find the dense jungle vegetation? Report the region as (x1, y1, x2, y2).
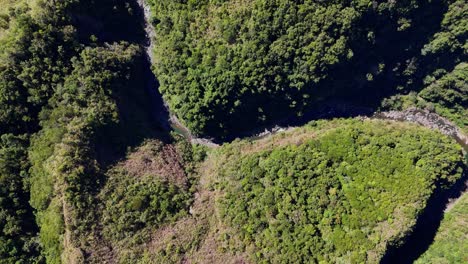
(0, 0, 195, 263)
(148, 0, 467, 138)
(0, 0, 466, 263)
(214, 120, 464, 263)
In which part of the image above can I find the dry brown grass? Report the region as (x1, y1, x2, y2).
(117, 139, 188, 187)
(145, 169, 249, 263)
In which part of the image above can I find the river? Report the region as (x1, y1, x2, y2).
(134, 0, 468, 153)
(373, 108, 468, 153)
(134, 1, 467, 263)
(135, 0, 220, 148)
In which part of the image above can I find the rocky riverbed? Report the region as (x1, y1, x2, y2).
(373, 108, 468, 152)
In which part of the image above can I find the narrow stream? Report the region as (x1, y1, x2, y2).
(374, 108, 467, 263)
(134, 0, 468, 153)
(135, 0, 219, 148)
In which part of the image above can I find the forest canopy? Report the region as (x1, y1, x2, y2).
(0, 0, 465, 263)
(148, 0, 467, 138)
(213, 120, 464, 263)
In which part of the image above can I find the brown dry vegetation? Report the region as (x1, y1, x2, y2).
(80, 138, 193, 264)
(117, 139, 188, 187)
(137, 158, 249, 263)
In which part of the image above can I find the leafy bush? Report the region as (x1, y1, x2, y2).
(419, 63, 468, 131)
(0, 134, 42, 263)
(382, 62, 467, 133)
(28, 42, 144, 262)
(101, 170, 190, 243)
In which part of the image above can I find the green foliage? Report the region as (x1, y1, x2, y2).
(27, 42, 143, 262)
(380, 0, 467, 135)
(0, 0, 465, 263)
(147, 0, 457, 138)
(382, 62, 468, 133)
(416, 192, 468, 264)
(149, 0, 355, 136)
(0, 134, 42, 263)
(419, 63, 468, 131)
(36, 199, 63, 264)
(421, 0, 467, 56)
(0, 0, 80, 135)
(101, 169, 190, 244)
(0, 0, 192, 262)
(216, 120, 464, 263)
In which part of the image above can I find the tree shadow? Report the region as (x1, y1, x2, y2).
(381, 167, 468, 264)
(70, 0, 147, 44)
(93, 56, 172, 169)
(67, 0, 174, 168)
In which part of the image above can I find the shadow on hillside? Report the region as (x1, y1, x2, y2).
(94, 57, 173, 168)
(71, 0, 146, 44)
(69, 0, 174, 168)
(73, 0, 459, 147)
(381, 166, 468, 264)
(199, 0, 457, 142)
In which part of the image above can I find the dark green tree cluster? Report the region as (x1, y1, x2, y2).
(148, 0, 462, 138)
(28, 43, 145, 263)
(0, 0, 81, 135)
(0, 134, 41, 263)
(27, 42, 195, 262)
(0, 1, 80, 262)
(216, 120, 464, 263)
(0, 0, 149, 135)
(381, 0, 467, 132)
(419, 63, 467, 132)
(381, 63, 467, 132)
(421, 0, 467, 61)
(0, 0, 191, 262)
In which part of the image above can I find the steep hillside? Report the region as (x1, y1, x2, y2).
(416, 192, 468, 263)
(0, 1, 465, 263)
(211, 120, 464, 263)
(0, 0, 184, 262)
(382, 62, 468, 134)
(111, 119, 464, 263)
(147, 0, 466, 139)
